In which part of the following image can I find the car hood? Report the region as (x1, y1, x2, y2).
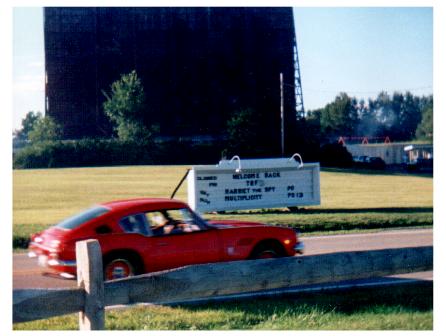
(207, 219, 267, 229)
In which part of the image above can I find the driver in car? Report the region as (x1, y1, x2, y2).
(151, 214, 178, 235)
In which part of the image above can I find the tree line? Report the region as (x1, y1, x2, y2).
(13, 70, 433, 168)
(306, 91, 433, 143)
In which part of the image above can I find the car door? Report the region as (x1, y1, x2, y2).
(143, 209, 221, 272)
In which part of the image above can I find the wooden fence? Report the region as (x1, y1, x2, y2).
(13, 239, 433, 330)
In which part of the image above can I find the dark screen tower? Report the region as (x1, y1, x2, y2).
(44, 7, 302, 152)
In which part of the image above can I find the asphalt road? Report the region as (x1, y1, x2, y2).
(13, 228, 433, 290)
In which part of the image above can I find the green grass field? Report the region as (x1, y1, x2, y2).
(12, 166, 433, 330)
(14, 282, 432, 330)
(13, 166, 433, 245)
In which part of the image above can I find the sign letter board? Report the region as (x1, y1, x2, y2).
(188, 157, 320, 213)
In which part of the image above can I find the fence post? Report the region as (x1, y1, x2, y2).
(76, 239, 105, 330)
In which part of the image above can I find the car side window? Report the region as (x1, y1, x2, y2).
(119, 213, 149, 236)
(145, 211, 169, 236)
(145, 209, 201, 236)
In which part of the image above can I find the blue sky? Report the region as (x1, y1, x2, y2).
(12, 7, 433, 130)
(293, 7, 433, 110)
(13, 7, 45, 131)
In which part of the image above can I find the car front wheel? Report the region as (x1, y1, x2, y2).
(254, 249, 280, 259)
(250, 241, 286, 259)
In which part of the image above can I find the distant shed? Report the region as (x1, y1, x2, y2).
(346, 143, 433, 165)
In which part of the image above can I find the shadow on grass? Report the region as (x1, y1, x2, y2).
(218, 207, 433, 216)
(321, 167, 433, 178)
(180, 281, 433, 316)
(306, 207, 433, 214)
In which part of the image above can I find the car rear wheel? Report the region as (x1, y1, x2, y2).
(104, 258, 135, 280)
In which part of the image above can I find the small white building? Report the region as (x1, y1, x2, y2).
(346, 143, 433, 165)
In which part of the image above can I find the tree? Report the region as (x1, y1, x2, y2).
(28, 116, 62, 142)
(372, 91, 423, 141)
(320, 92, 358, 138)
(399, 91, 422, 140)
(13, 111, 43, 140)
(416, 103, 433, 141)
(385, 91, 405, 139)
(356, 98, 379, 137)
(225, 108, 261, 157)
(103, 70, 155, 142)
(311, 91, 430, 144)
(374, 91, 394, 133)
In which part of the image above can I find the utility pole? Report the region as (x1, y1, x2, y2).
(280, 72, 285, 157)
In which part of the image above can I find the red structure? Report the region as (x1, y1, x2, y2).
(338, 136, 391, 145)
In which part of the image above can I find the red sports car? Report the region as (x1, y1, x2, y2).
(28, 198, 304, 280)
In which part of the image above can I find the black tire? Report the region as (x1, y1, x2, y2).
(250, 241, 286, 259)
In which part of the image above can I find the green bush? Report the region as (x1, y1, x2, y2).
(13, 235, 30, 250)
(12, 138, 359, 170)
(319, 143, 353, 168)
(13, 139, 224, 169)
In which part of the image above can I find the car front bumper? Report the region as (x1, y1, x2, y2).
(294, 241, 304, 254)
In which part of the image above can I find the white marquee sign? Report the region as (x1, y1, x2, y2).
(188, 155, 320, 212)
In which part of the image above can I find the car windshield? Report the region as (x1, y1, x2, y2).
(186, 208, 209, 226)
(56, 206, 110, 230)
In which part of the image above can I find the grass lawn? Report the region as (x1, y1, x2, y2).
(14, 282, 432, 330)
(12, 166, 433, 330)
(13, 166, 433, 245)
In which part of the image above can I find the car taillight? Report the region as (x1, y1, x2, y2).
(49, 252, 59, 259)
(49, 239, 61, 248)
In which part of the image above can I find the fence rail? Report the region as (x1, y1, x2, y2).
(13, 239, 433, 329)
